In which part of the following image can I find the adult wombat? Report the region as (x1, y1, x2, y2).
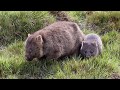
(80, 33, 103, 58)
(25, 21, 85, 61)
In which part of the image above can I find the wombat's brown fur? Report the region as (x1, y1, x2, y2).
(25, 21, 85, 61)
(80, 33, 103, 58)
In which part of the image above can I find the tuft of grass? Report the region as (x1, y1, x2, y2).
(67, 11, 86, 23)
(86, 11, 120, 34)
(102, 30, 120, 47)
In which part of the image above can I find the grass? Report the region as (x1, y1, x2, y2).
(67, 11, 86, 23)
(0, 11, 120, 79)
(86, 11, 120, 34)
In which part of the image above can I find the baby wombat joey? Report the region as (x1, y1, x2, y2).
(80, 33, 103, 59)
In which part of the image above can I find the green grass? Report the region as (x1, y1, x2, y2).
(86, 11, 120, 34)
(67, 11, 86, 23)
(0, 11, 120, 79)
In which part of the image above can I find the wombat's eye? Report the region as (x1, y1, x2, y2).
(90, 51, 93, 54)
(84, 51, 87, 54)
(29, 49, 32, 53)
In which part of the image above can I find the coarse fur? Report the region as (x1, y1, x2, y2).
(25, 21, 85, 61)
(80, 33, 103, 58)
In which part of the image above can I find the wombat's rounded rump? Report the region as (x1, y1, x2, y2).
(80, 33, 103, 58)
(25, 21, 85, 61)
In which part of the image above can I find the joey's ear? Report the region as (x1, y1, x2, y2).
(28, 34, 31, 37)
(92, 40, 97, 46)
(36, 35, 43, 42)
(81, 41, 84, 50)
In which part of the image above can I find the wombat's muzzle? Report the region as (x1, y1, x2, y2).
(25, 55, 33, 61)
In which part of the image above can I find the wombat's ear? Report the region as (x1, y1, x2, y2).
(28, 34, 31, 37)
(92, 41, 97, 46)
(81, 41, 84, 50)
(36, 35, 43, 42)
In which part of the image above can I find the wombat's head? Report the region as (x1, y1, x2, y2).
(80, 41, 99, 58)
(25, 34, 43, 61)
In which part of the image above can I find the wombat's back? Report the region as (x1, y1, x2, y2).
(34, 21, 85, 42)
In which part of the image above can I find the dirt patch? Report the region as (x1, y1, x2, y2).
(49, 11, 73, 22)
(109, 73, 120, 79)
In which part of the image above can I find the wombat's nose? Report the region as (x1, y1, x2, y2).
(85, 55, 90, 58)
(25, 55, 32, 61)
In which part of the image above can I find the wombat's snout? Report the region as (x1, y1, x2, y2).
(85, 54, 91, 58)
(25, 55, 33, 61)
(81, 54, 90, 59)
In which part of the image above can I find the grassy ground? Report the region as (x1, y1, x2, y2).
(0, 11, 120, 79)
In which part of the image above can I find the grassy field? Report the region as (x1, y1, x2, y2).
(0, 11, 120, 79)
